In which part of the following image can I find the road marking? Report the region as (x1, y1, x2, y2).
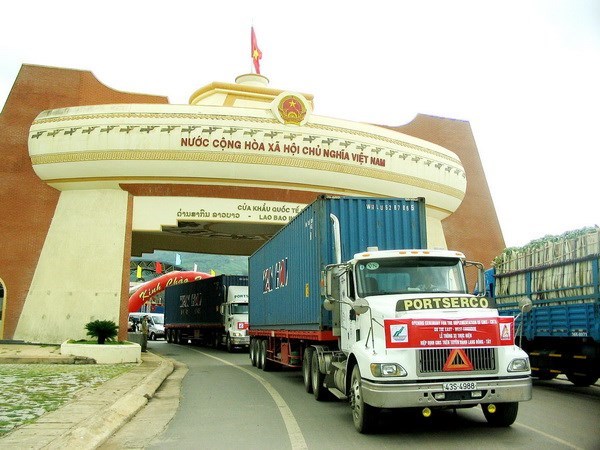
(190, 348, 308, 450)
(515, 422, 584, 450)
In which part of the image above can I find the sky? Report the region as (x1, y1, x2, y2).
(1, 0, 599, 249)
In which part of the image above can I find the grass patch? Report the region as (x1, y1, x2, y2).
(0, 363, 134, 435)
(66, 339, 134, 345)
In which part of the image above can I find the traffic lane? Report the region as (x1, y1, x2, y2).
(243, 358, 600, 449)
(148, 343, 598, 449)
(260, 369, 570, 449)
(516, 379, 600, 449)
(147, 343, 293, 450)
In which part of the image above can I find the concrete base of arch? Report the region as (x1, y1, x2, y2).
(13, 189, 131, 344)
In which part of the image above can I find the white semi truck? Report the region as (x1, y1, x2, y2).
(248, 196, 532, 433)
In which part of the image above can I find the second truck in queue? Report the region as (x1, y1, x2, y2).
(248, 196, 532, 433)
(164, 274, 249, 352)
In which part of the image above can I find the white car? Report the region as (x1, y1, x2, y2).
(128, 312, 165, 340)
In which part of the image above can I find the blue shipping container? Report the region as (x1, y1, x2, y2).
(164, 275, 248, 326)
(249, 196, 427, 331)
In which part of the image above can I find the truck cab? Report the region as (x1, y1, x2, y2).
(322, 248, 532, 432)
(220, 285, 250, 352)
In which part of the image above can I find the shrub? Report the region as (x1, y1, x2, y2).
(84, 320, 119, 344)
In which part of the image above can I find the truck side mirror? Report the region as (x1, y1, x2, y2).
(323, 264, 346, 299)
(353, 298, 369, 315)
(466, 261, 486, 296)
(323, 298, 335, 311)
(518, 297, 533, 314)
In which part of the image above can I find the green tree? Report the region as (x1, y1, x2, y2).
(85, 320, 119, 344)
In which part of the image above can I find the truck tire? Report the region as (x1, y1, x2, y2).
(256, 339, 264, 369)
(311, 351, 327, 401)
(482, 402, 518, 427)
(226, 334, 233, 353)
(249, 339, 257, 366)
(350, 365, 378, 433)
(260, 340, 273, 371)
(566, 373, 598, 387)
(303, 347, 314, 393)
(533, 369, 558, 381)
(166, 330, 172, 344)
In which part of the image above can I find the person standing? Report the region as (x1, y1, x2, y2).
(140, 315, 149, 352)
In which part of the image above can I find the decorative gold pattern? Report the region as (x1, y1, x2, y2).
(31, 111, 463, 166)
(30, 150, 464, 200)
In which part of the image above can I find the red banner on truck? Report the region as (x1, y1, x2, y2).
(384, 316, 515, 349)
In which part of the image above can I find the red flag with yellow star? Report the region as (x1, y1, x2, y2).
(251, 26, 262, 74)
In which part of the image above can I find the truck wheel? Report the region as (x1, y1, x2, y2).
(350, 365, 378, 433)
(482, 402, 518, 427)
(303, 347, 314, 393)
(256, 340, 264, 369)
(260, 340, 273, 371)
(533, 369, 557, 381)
(566, 373, 598, 387)
(249, 339, 257, 366)
(166, 330, 172, 344)
(226, 334, 233, 353)
(311, 351, 327, 400)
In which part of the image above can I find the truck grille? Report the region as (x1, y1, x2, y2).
(418, 348, 496, 374)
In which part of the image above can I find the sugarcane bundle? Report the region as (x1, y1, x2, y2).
(492, 226, 599, 302)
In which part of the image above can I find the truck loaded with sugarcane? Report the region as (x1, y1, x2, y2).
(486, 226, 600, 387)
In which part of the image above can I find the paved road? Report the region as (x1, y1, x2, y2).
(106, 341, 600, 449)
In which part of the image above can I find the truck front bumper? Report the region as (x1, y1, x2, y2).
(231, 336, 250, 347)
(361, 376, 532, 409)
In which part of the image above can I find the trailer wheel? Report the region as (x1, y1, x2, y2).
(256, 339, 264, 369)
(260, 340, 273, 371)
(482, 402, 518, 427)
(303, 347, 314, 393)
(566, 373, 598, 387)
(249, 339, 256, 366)
(166, 330, 172, 344)
(311, 351, 327, 400)
(350, 364, 378, 433)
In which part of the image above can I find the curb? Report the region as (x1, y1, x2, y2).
(43, 355, 174, 449)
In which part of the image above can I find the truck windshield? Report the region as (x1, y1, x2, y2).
(231, 303, 249, 315)
(356, 257, 467, 297)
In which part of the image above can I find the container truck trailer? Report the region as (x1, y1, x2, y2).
(164, 275, 249, 352)
(248, 195, 532, 433)
(489, 227, 599, 387)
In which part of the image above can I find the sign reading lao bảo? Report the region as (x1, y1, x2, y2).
(384, 317, 514, 349)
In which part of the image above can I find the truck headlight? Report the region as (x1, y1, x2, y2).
(508, 358, 530, 372)
(370, 363, 407, 377)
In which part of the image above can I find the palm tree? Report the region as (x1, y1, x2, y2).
(85, 320, 119, 344)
